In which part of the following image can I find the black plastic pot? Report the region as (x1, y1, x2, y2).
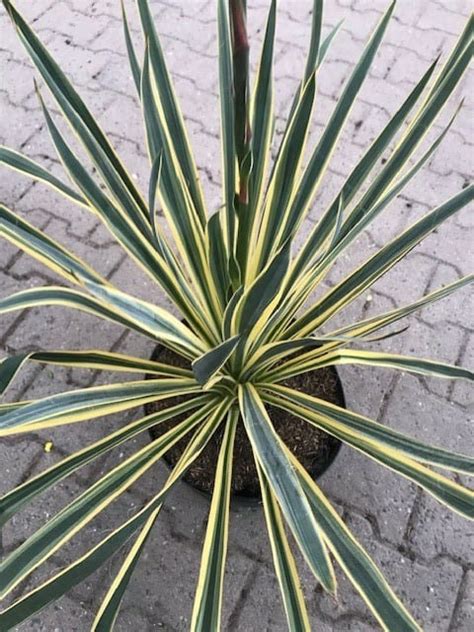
(145, 343, 344, 508)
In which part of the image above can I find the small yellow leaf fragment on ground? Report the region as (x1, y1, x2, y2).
(43, 440, 54, 453)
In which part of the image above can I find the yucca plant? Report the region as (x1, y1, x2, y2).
(0, 0, 472, 629)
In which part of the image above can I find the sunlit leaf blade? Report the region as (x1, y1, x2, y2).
(291, 55, 439, 279)
(267, 11, 341, 226)
(192, 336, 240, 385)
(37, 81, 156, 286)
(238, 0, 276, 274)
(238, 384, 336, 593)
(231, 241, 291, 370)
(0, 283, 204, 359)
(2, 0, 150, 228)
(0, 145, 85, 205)
(248, 0, 276, 211)
(92, 403, 233, 631)
(331, 275, 473, 340)
(140, 44, 164, 161)
(3, 0, 149, 220)
(0, 348, 192, 398)
(305, 0, 323, 80)
(206, 210, 230, 306)
(83, 279, 206, 356)
(136, 0, 206, 223)
(281, 1, 395, 245)
(301, 99, 464, 286)
(288, 89, 462, 338)
(27, 33, 213, 343)
(0, 397, 208, 528)
(0, 399, 232, 629)
(0, 355, 26, 396)
(121, 0, 142, 96)
(0, 401, 218, 599)
(26, 349, 192, 377)
(257, 464, 311, 631)
(0, 401, 30, 416)
(142, 46, 207, 273)
(13, 12, 213, 344)
(291, 277, 472, 382)
(264, 388, 474, 518)
(92, 508, 159, 631)
(356, 441, 474, 518)
(217, 0, 237, 254)
(33, 86, 187, 310)
(35, 86, 140, 241)
(148, 152, 162, 235)
(285, 0, 324, 127)
(250, 73, 316, 275)
(0, 203, 106, 287)
(0, 285, 162, 342)
(222, 288, 243, 340)
(425, 13, 473, 97)
(263, 386, 474, 475)
(287, 452, 421, 631)
(139, 57, 216, 339)
(349, 348, 474, 381)
(317, 19, 343, 67)
(140, 44, 222, 331)
(233, 241, 291, 335)
(268, 347, 474, 384)
(291, 185, 473, 337)
(0, 376, 199, 436)
(191, 408, 238, 631)
(242, 327, 412, 381)
(341, 23, 473, 240)
(241, 336, 334, 381)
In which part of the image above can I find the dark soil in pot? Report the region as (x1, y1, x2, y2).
(145, 345, 343, 501)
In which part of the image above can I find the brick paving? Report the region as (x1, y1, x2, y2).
(0, 1, 472, 630)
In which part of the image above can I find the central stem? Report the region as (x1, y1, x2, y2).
(230, 0, 250, 206)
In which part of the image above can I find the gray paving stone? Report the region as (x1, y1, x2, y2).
(113, 517, 251, 631)
(100, 97, 146, 148)
(4, 305, 126, 356)
(319, 443, 418, 545)
(1, 472, 87, 553)
(0, 273, 50, 341)
(449, 570, 474, 632)
(372, 252, 435, 306)
(417, 2, 470, 36)
(0, 439, 42, 498)
(422, 259, 474, 328)
(0, 57, 38, 107)
(114, 606, 166, 632)
(337, 361, 397, 419)
(419, 220, 474, 278)
(108, 256, 174, 308)
(15, 596, 92, 631)
(409, 491, 474, 566)
(382, 374, 472, 455)
(0, 96, 43, 149)
(319, 512, 465, 631)
(408, 169, 467, 213)
(224, 563, 290, 632)
(451, 333, 474, 407)
(400, 318, 465, 399)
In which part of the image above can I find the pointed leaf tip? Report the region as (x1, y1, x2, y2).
(192, 335, 240, 385)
